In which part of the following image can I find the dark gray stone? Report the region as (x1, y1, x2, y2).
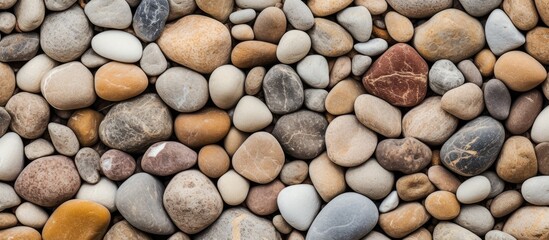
(0, 107, 10, 137)
(376, 137, 432, 174)
(75, 147, 101, 184)
(484, 79, 511, 120)
(272, 110, 327, 160)
(263, 64, 304, 114)
(304, 89, 328, 112)
(99, 94, 173, 153)
(306, 192, 378, 240)
(116, 172, 176, 235)
(441, 116, 505, 176)
(195, 208, 281, 240)
(133, 0, 169, 42)
(0, 33, 39, 62)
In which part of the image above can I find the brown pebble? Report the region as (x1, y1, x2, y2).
(100, 149, 136, 181)
(536, 142, 549, 175)
(174, 107, 231, 148)
(67, 108, 104, 147)
(490, 190, 524, 218)
(272, 215, 292, 234)
(279, 160, 308, 185)
(475, 49, 496, 77)
(427, 165, 461, 193)
(231, 41, 278, 69)
(396, 173, 436, 201)
(379, 202, 431, 238)
(253, 7, 286, 43)
(496, 136, 538, 183)
(198, 144, 230, 178)
(425, 191, 460, 220)
(505, 90, 543, 135)
(245, 180, 285, 216)
(0, 213, 17, 230)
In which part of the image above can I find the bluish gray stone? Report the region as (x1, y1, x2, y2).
(0, 33, 39, 62)
(133, 0, 169, 42)
(429, 59, 465, 95)
(116, 172, 176, 235)
(0, 182, 20, 211)
(459, 0, 502, 17)
(263, 64, 304, 114)
(272, 110, 327, 160)
(195, 208, 281, 240)
(306, 192, 378, 240)
(441, 116, 505, 176)
(485, 9, 525, 56)
(484, 79, 511, 120)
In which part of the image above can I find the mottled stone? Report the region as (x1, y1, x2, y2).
(232, 132, 284, 184)
(433, 222, 481, 240)
(84, 0, 132, 29)
(196, 0, 232, 21)
(354, 94, 401, 138)
(142, 141, 197, 176)
(403, 97, 459, 145)
(0, 33, 39, 62)
(174, 108, 231, 148)
(503, 0, 539, 31)
(0, 213, 17, 229)
(304, 89, 328, 113)
(5, 92, 50, 139)
(526, 27, 549, 65)
(454, 205, 494, 235)
(141, 43, 168, 76)
(272, 110, 327, 159)
(307, 18, 353, 57)
(44, 0, 76, 10)
(537, 142, 549, 175)
(429, 59, 465, 95)
(308, 0, 352, 16)
(195, 208, 281, 240)
(67, 109, 103, 147)
(283, 0, 314, 30)
(458, 60, 483, 86)
(263, 64, 304, 114)
(74, 147, 100, 184)
(396, 173, 435, 201)
(503, 206, 549, 239)
(459, 0, 502, 16)
(48, 123, 79, 157)
(490, 190, 524, 217)
(280, 161, 308, 185)
(0, 226, 41, 240)
(156, 67, 208, 112)
(245, 67, 265, 95)
(167, 0, 196, 20)
(24, 138, 54, 161)
(254, 7, 287, 43)
(337, 6, 372, 42)
(376, 137, 432, 174)
(494, 51, 547, 92)
(100, 149, 136, 181)
(133, 0, 169, 42)
(496, 136, 537, 183)
(14, 0, 44, 32)
(0, 63, 14, 106)
(379, 203, 430, 238)
(246, 180, 285, 216)
(104, 220, 152, 240)
(0, 108, 9, 137)
(385, 0, 452, 18)
(231, 41, 278, 69)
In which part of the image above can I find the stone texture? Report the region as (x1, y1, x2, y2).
(346, 159, 394, 200)
(231, 41, 278, 69)
(459, 0, 502, 16)
(0, 132, 24, 181)
(385, 11, 413, 42)
(75, 147, 101, 184)
(455, 205, 494, 235)
(141, 43, 168, 76)
(254, 7, 286, 43)
(167, 0, 196, 20)
(429, 59, 465, 95)
(325, 79, 366, 115)
(76, 177, 117, 212)
(385, 0, 452, 18)
(24, 138, 54, 161)
(67, 109, 103, 147)
(425, 191, 460, 220)
(209, 65, 245, 109)
(233, 96, 273, 133)
(503, 206, 549, 239)
(433, 222, 481, 240)
(84, 0, 132, 29)
(246, 180, 285, 216)
(483, 171, 506, 198)
(308, 18, 353, 57)
(280, 161, 308, 185)
(496, 136, 537, 183)
(0, 183, 20, 211)
(0, 63, 14, 106)
(5, 92, 50, 139)
(486, 9, 526, 56)
(142, 141, 197, 176)
(277, 30, 311, 64)
(245, 67, 265, 95)
(428, 165, 461, 193)
(475, 49, 497, 77)
(277, 184, 321, 231)
(308, 0, 352, 16)
(402, 97, 459, 145)
(376, 137, 432, 174)
(283, 0, 314, 30)
(198, 144, 230, 178)
(133, 0, 169, 42)
(326, 115, 377, 167)
(15, 54, 56, 93)
(100, 149, 136, 181)
(156, 67, 209, 113)
(44, 0, 76, 10)
(95, 62, 148, 101)
(196, 0, 232, 21)
(538, 0, 549, 26)
(174, 108, 231, 148)
(48, 122, 79, 157)
(217, 170, 249, 206)
(0, 226, 41, 240)
(354, 94, 402, 137)
(309, 153, 346, 202)
(532, 106, 549, 143)
(0, 108, 9, 137)
(263, 64, 304, 114)
(526, 27, 549, 65)
(0, 33, 40, 62)
(379, 203, 430, 238)
(522, 176, 549, 205)
(496, 51, 547, 92)
(396, 173, 435, 201)
(537, 142, 549, 175)
(337, 6, 373, 42)
(441, 83, 484, 120)
(104, 220, 152, 240)
(458, 60, 483, 86)
(490, 190, 524, 218)
(91, 30, 143, 63)
(0, 213, 17, 229)
(503, 0, 539, 30)
(41, 62, 95, 110)
(232, 132, 284, 184)
(195, 208, 281, 240)
(484, 79, 512, 120)
(485, 230, 517, 240)
(456, 176, 491, 204)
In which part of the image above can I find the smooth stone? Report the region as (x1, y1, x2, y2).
(379, 203, 430, 238)
(74, 147, 100, 184)
(277, 30, 311, 64)
(156, 67, 208, 112)
(0, 226, 41, 240)
(246, 180, 285, 216)
(396, 173, 435, 201)
(141, 141, 197, 176)
(40, 6, 92, 62)
(44, 0, 76, 10)
(277, 184, 321, 231)
(496, 136, 537, 183)
(198, 145, 230, 178)
(363, 231, 391, 240)
(403, 97, 458, 145)
(308, 0, 352, 16)
(84, 0, 132, 29)
(196, 0, 232, 21)
(245, 66, 265, 95)
(458, 60, 483, 86)
(385, 0, 452, 18)
(24, 139, 54, 161)
(329, 56, 351, 88)
(304, 89, 328, 112)
(475, 49, 497, 77)
(460, 0, 502, 16)
(263, 64, 304, 114)
(455, 205, 494, 235)
(232, 132, 284, 184)
(352, 55, 372, 76)
(429, 59, 465, 95)
(140, 43, 168, 76)
(104, 220, 152, 240)
(503, 206, 549, 239)
(0, 33, 40, 62)
(522, 176, 549, 205)
(41, 62, 95, 110)
(403, 228, 432, 240)
(235, 0, 281, 10)
(346, 159, 394, 200)
(195, 208, 281, 239)
(158, 15, 231, 73)
(441, 83, 484, 120)
(526, 27, 549, 65)
(0, 132, 24, 181)
(76, 178, 117, 212)
(217, 170, 249, 206)
(67, 109, 103, 147)
(309, 153, 346, 202)
(490, 190, 524, 217)
(116, 173, 176, 235)
(273, 215, 292, 234)
(0, 108, 9, 137)
(532, 106, 549, 143)
(337, 6, 372, 42)
(385, 11, 414, 42)
(5, 92, 49, 139)
(99, 94, 173, 153)
(425, 191, 460, 220)
(80, 48, 108, 68)
(231, 24, 254, 41)
(308, 18, 353, 57)
(283, 0, 314, 30)
(326, 115, 377, 167)
(233, 96, 272, 133)
(485, 230, 517, 240)
(14, 0, 44, 32)
(503, 0, 539, 30)
(354, 94, 401, 138)
(537, 142, 549, 175)
(355, 0, 387, 14)
(209, 65, 245, 109)
(15, 202, 48, 229)
(0, 12, 15, 34)
(0, 0, 16, 9)
(362, 43, 428, 107)
(325, 79, 366, 115)
(48, 123, 79, 157)
(231, 40, 278, 69)
(95, 62, 148, 101)
(0, 183, 20, 211)
(433, 222, 481, 240)
(133, 0, 169, 42)
(272, 110, 328, 159)
(376, 137, 432, 174)
(379, 191, 399, 213)
(14, 155, 80, 207)
(441, 116, 505, 176)
(229, 9, 256, 24)
(494, 51, 547, 92)
(484, 79, 512, 120)
(164, 170, 223, 234)
(413, 9, 485, 62)
(428, 165, 461, 193)
(0, 213, 17, 229)
(456, 176, 491, 204)
(306, 192, 378, 240)
(100, 149, 136, 181)
(538, 0, 549, 26)
(280, 161, 308, 185)
(223, 127, 248, 156)
(167, 0, 196, 20)
(482, 171, 505, 198)
(91, 30, 143, 63)
(0, 63, 14, 106)
(354, 38, 388, 56)
(254, 7, 286, 43)
(486, 9, 525, 56)
(174, 108, 230, 148)
(16, 54, 57, 93)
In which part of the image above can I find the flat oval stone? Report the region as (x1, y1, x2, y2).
(296, 55, 329, 89)
(23, 138, 54, 165)
(455, 205, 494, 235)
(246, 180, 285, 216)
(231, 40, 278, 69)
(325, 79, 366, 115)
(354, 38, 388, 56)
(84, 0, 132, 29)
(503, 206, 549, 239)
(376, 137, 432, 174)
(346, 159, 394, 200)
(386, 0, 452, 18)
(41, 61, 95, 110)
(174, 108, 231, 148)
(526, 27, 549, 65)
(116, 173, 176, 235)
(0, 213, 17, 228)
(14, 0, 44, 32)
(232, 132, 284, 184)
(0, 13, 14, 35)
(0, 226, 41, 240)
(307, 18, 353, 57)
(326, 115, 377, 167)
(0, 132, 24, 181)
(91, 30, 143, 63)
(263, 64, 304, 114)
(280, 161, 308, 185)
(456, 176, 491, 204)
(484, 79, 512, 120)
(277, 184, 321, 231)
(100, 149, 136, 181)
(95, 62, 148, 101)
(354, 94, 401, 138)
(141, 141, 197, 176)
(309, 153, 346, 202)
(100, 94, 173, 153)
(490, 190, 523, 217)
(164, 170, 223, 234)
(0, 33, 40, 62)
(233, 95, 272, 133)
(458, 60, 483, 86)
(277, 30, 311, 64)
(14, 202, 48, 229)
(76, 177, 117, 212)
(428, 165, 461, 193)
(104, 220, 152, 240)
(425, 191, 460, 220)
(402, 97, 459, 145)
(429, 59, 465, 95)
(532, 106, 549, 143)
(156, 67, 209, 113)
(81, 48, 108, 68)
(67, 109, 104, 147)
(337, 6, 372, 42)
(283, 0, 314, 30)
(378, 203, 430, 238)
(494, 51, 547, 92)
(133, 0, 169, 42)
(16, 54, 57, 94)
(235, 0, 280, 10)
(229, 9, 256, 24)
(522, 176, 549, 205)
(272, 110, 328, 159)
(15, 155, 80, 207)
(231, 24, 254, 41)
(441, 83, 484, 120)
(304, 89, 328, 112)
(0, 183, 20, 211)
(485, 230, 517, 240)
(396, 173, 435, 201)
(75, 147, 101, 184)
(217, 170, 249, 206)
(385, 11, 414, 42)
(48, 123, 79, 157)
(194, 208, 281, 239)
(5, 92, 50, 139)
(503, 0, 539, 31)
(362, 43, 428, 107)
(441, 116, 505, 176)
(198, 145, 230, 178)
(433, 222, 481, 240)
(496, 136, 537, 183)
(306, 192, 378, 240)
(209, 65, 245, 109)
(459, 0, 502, 16)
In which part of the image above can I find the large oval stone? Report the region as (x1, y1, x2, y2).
(0, 33, 40, 62)
(232, 132, 285, 184)
(141, 141, 197, 176)
(272, 110, 328, 159)
(195, 208, 281, 239)
(503, 206, 549, 239)
(307, 18, 353, 57)
(263, 64, 304, 114)
(441, 116, 505, 176)
(133, 0, 169, 42)
(99, 94, 173, 153)
(5, 92, 50, 139)
(325, 115, 377, 167)
(402, 97, 459, 145)
(362, 43, 428, 107)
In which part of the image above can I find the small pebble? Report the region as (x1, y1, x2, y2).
(456, 176, 491, 204)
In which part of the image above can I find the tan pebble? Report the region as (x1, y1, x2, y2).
(372, 25, 396, 44)
(525, 27, 549, 65)
(441, 83, 484, 120)
(355, 0, 388, 15)
(425, 191, 460, 220)
(379, 203, 431, 238)
(396, 173, 436, 201)
(104, 220, 151, 240)
(329, 56, 351, 87)
(231, 40, 278, 69)
(174, 108, 231, 148)
(325, 79, 366, 115)
(232, 132, 285, 184)
(223, 127, 248, 156)
(280, 160, 308, 185)
(67, 109, 104, 147)
(0, 213, 17, 230)
(403, 228, 432, 240)
(195, 0, 232, 22)
(503, 206, 549, 239)
(496, 136, 537, 183)
(231, 24, 254, 41)
(385, 11, 414, 42)
(427, 165, 461, 193)
(272, 215, 292, 234)
(503, 0, 539, 31)
(0, 62, 15, 106)
(494, 51, 547, 92)
(431, 150, 441, 165)
(245, 66, 265, 95)
(198, 144, 230, 178)
(309, 153, 346, 202)
(253, 7, 286, 43)
(490, 190, 524, 218)
(308, 18, 353, 57)
(0, 226, 41, 240)
(308, 0, 353, 16)
(288, 230, 305, 240)
(537, 0, 549, 26)
(474, 49, 496, 77)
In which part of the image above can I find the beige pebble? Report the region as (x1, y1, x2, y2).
(385, 11, 414, 42)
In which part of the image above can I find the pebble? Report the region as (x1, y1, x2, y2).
(231, 24, 254, 41)
(273, 215, 292, 234)
(354, 38, 388, 56)
(277, 184, 321, 231)
(0, 33, 40, 62)
(386, 0, 452, 18)
(100, 94, 173, 153)
(0, 132, 24, 181)
(231, 40, 278, 69)
(379, 203, 430, 238)
(337, 6, 372, 42)
(325, 79, 366, 115)
(23, 139, 53, 162)
(307, 0, 352, 16)
(196, 0, 232, 22)
(396, 173, 435, 201)
(355, 0, 387, 14)
(209, 65, 245, 109)
(48, 122, 79, 156)
(116, 173, 176, 235)
(5, 92, 50, 139)
(44, 0, 76, 11)
(100, 149, 136, 181)
(485, 230, 517, 240)
(254, 7, 286, 44)
(537, 142, 549, 175)
(455, 205, 494, 235)
(384, 11, 413, 42)
(133, 0, 169, 42)
(378, 191, 399, 213)
(272, 110, 327, 159)
(345, 159, 394, 200)
(425, 191, 460, 220)
(280, 161, 308, 185)
(233, 96, 272, 133)
(95, 62, 148, 101)
(140, 43, 167, 76)
(16, 54, 57, 93)
(156, 67, 208, 112)
(174, 108, 230, 148)
(458, 60, 483, 86)
(352, 55, 372, 76)
(0, 108, 8, 137)
(14, 0, 44, 32)
(0, 0, 16, 9)
(14, 155, 80, 207)
(531, 106, 549, 143)
(526, 27, 549, 65)
(80, 48, 108, 68)
(326, 115, 377, 167)
(223, 127, 248, 156)
(490, 190, 524, 217)
(456, 176, 491, 204)
(74, 148, 101, 184)
(441, 116, 505, 176)
(76, 177, 117, 212)
(195, 207, 280, 239)
(376, 137, 432, 174)
(495, 51, 547, 92)
(229, 9, 256, 24)
(283, 0, 314, 30)
(429, 59, 465, 95)
(433, 222, 481, 240)
(459, 0, 502, 16)
(0, 12, 15, 34)
(104, 220, 152, 240)
(329, 56, 351, 87)
(362, 43, 428, 107)
(264, 64, 304, 113)
(232, 132, 284, 184)
(41, 62, 95, 110)
(0, 226, 41, 240)
(309, 153, 346, 202)
(428, 165, 462, 192)
(0, 183, 20, 211)
(91, 30, 143, 63)
(403, 228, 432, 240)
(0, 63, 14, 106)
(167, 0, 195, 20)
(235, 0, 280, 9)
(42, 199, 110, 239)
(413, 9, 485, 62)
(197, 145, 230, 178)
(402, 97, 458, 145)
(84, 0, 132, 29)
(40, 6, 92, 62)
(245, 67, 265, 95)
(482, 171, 505, 198)
(141, 141, 197, 176)
(539, 0, 549, 26)
(484, 79, 512, 120)
(217, 170, 249, 206)
(522, 176, 549, 205)
(475, 49, 497, 77)
(277, 30, 311, 64)
(307, 192, 378, 240)
(15, 202, 48, 228)
(503, 0, 539, 30)
(503, 206, 549, 239)
(304, 89, 328, 112)
(486, 9, 525, 56)
(441, 83, 484, 120)
(308, 18, 353, 57)
(67, 109, 103, 147)
(496, 136, 537, 183)
(0, 213, 16, 229)
(246, 180, 284, 216)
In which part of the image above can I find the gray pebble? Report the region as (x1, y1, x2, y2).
(75, 147, 101, 184)
(24, 138, 54, 160)
(80, 48, 108, 69)
(433, 222, 481, 240)
(195, 208, 280, 239)
(454, 205, 494, 236)
(484, 79, 511, 120)
(0, 33, 40, 62)
(272, 110, 327, 160)
(167, 0, 196, 21)
(0, 0, 17, 9)
(485, 230, 517, 240)
(229, 9, 257, 24)
(304, 89, 328, 112)
(459, 0, 502, 17)
(140, 43, 168, 76)
(156, 67, 209, 112)
(337, 6, 372, 42)
(297, 55, 329, 89)
(263, 64, 304, 114)
(429, 59, 465, 95)
(0, 182, 20, 211)
(352, 55, 372, 76)
(133, 0, 169, 42)
(0, 107, 10, 137)
(283, 0, 314, 30)
(48, 123, 80, 157)
(0, 12, 15, 34)
(457, 60, 483, 87)
(481, 171, 505, 198)
(84, 0, 133, 29)
(485, 9, 525, 56)
(354, 38, 388, 56)
(44, 0, 77, 11)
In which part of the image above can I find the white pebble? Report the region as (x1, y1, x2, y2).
(456, 176, 491, 204)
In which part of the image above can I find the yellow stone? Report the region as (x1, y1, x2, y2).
(474, 49, 496, 77)
(94, 62, 148, 102)
(0, 226, 41, 240)
(67, 109, 104, 147)
(494, 51, 547, 92)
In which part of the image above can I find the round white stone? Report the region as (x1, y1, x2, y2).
(354, 38, 388, 56)
(277, 30, 311, 64)
(209, 65, 245, 109)
(522, 176, 549, 205)
(76, 177, 118, 212)
(217, 170, 249, 206)
(296, 55, 329, 89)
(531, 106, 549, 143)
(0, 132, 24, 181)
(16, 54, 57, 93)
(379, 190, 399, 213)
(233, 96, 273, 133)
(277, 184, 321, 231)
(229, 9, 256, 24)
(91, 30, 143, 63)
(456, 176, 491, 204)
(15, 202, 49, 228)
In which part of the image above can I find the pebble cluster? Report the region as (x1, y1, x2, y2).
(0, 0, 548, 239)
